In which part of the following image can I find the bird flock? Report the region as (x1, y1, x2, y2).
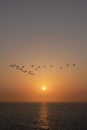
(9, 64, 76, 77)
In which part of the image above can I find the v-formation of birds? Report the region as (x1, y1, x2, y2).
(10, 64, 76, 77)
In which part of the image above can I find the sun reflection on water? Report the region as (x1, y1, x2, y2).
(39, 102, 49, 130)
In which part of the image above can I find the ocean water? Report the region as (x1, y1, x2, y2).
(0, 102, 87, 130)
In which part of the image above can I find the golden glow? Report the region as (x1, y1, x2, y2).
(39, 103, 48, 129)
(42, 86, 46, 91)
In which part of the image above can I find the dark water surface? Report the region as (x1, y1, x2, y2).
(0, 102, 87, 130)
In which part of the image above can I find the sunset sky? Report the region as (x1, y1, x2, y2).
(0, 0, 87, 102)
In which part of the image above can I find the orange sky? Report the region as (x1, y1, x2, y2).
(0, 1, 87, 102)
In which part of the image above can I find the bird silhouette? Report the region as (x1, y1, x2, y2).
(31, 65, 34, 68)
(37, 66, 40, 68)
(12, 64, 16, 68)
(21, 66, 24, 68)
(43, 66, 46, 68)
(22, 70, 27, 73)
(28, 71, 31, 74)
(10, 65, 13, 67)
(66, 64, 69, 67)
(31, 73, 35, 76)
(15, 67, 19, 69)
(73, 64, 76, 66)
(16, 65, 19, 68)
(60, 67, 62, 69)
(35, 68, 38, 71)
(50, 65, 53, 68)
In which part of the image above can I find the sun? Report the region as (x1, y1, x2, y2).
(42, 86, 46, 91)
